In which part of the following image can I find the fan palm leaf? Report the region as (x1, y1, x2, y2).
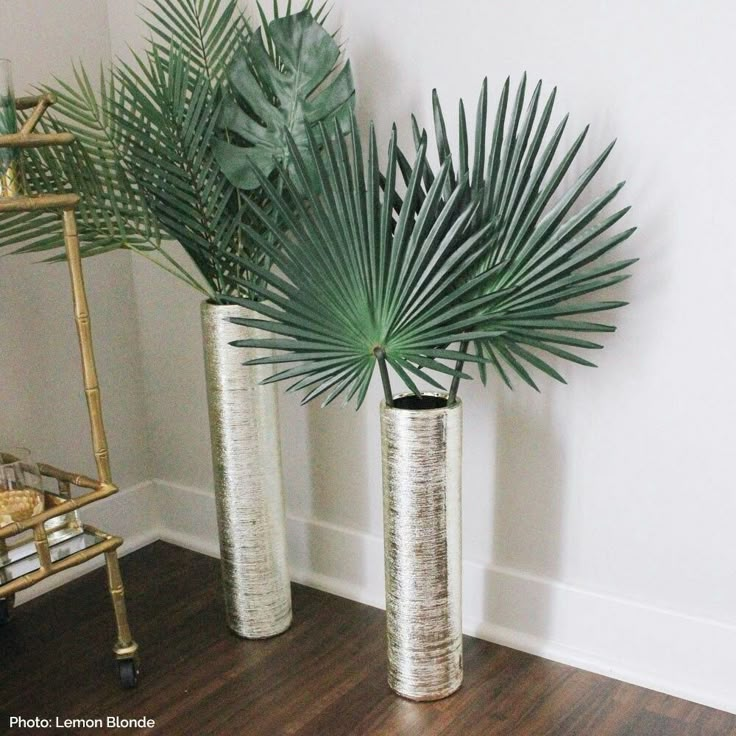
(409, 75, 637, 389)
(223, 115, 507, 409)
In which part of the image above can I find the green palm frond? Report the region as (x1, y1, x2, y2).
(141, 0, 246, 85)
(1, 1, 344, 298)
(141, 0, 328, 84)
(214, 9, 355, 189)
(113, 46, 244, 295)
(0, 0, 248, 293)
(0, 65, 167, 264)
(223, 115, 506, 409)
(411, 75, 637, 389)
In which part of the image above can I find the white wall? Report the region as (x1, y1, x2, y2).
(335, 0, 736, 621)
(8, 0, 736, 715)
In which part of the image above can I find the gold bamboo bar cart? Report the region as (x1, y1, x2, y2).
(0, 94, 140, 688)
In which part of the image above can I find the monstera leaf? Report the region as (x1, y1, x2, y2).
(214, 9, 355, 189)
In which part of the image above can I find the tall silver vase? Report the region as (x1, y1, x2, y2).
(201, 301, 291, 638)
(381, 393, 463, 701)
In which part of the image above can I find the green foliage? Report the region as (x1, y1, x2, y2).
(225, 76, 636, 405)
(0, 0, 353, 299)
(224, 115, 507, 408)
(143, 0, 246, 83)
(214, 8, 355, 189)
(407, 75, 637, 390)
(0, 66, 172, 271)
(113, 47, 242, 294)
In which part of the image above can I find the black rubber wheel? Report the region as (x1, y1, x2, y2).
(117, 658, 139, 689)
(0, 595, 15, 625)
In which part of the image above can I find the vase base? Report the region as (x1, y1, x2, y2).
(389, 677, 463, 702)
(227, 612, 292, 640)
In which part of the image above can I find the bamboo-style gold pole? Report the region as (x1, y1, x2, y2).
(32, 524, 52, 571)
(0, 193, 79, 213)
(37, 462, 100, 489)
(104, 549, 137, 658)
(0, 131, 74, 148)
(14, 94, 52, 111)
(19, 94, 55, 134)
(62, 208, 112, 486)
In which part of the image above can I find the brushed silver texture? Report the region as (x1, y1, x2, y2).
(381, 392, 463, 701)
(201, 301, 291, 638)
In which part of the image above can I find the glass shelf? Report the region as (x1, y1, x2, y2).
(0, 530, 106, 585)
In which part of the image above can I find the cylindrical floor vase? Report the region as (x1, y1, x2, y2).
(201, 301, 291, 638)
(380, 393, 463, 701)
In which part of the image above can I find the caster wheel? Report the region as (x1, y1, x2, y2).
(117, 658, 139, 689)
(0, 595, 15, 625)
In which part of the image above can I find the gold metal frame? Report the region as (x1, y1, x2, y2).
(0, 94, 139, 675)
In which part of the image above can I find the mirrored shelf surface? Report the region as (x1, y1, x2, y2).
(0, 531, 105, 585)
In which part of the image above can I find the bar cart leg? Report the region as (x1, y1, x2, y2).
(104, 549, 140, 688)
(0, 594, 14, 624)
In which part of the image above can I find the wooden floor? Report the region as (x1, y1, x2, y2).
(1, 542, 734, 736)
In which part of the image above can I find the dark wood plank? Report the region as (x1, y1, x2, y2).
(1, 542, 734, 736)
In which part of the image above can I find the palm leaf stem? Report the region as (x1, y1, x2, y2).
(374, 347, 394, 406)
(447, 339, 469, 405)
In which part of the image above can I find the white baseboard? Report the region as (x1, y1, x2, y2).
(11, 477, 736, 715)
(460, 563, 736, 716)
(151, 479, 220, 559)
(151, 479, 736, 716)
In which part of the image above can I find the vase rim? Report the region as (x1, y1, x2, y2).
(382, 391, 461, 412)
(201, 299, 250, 310)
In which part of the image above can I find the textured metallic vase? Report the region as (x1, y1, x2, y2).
(201, 301, 291, 638)
(381, 393, 463, 701)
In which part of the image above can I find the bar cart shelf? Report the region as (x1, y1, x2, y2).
(0, 94, 140, 688)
